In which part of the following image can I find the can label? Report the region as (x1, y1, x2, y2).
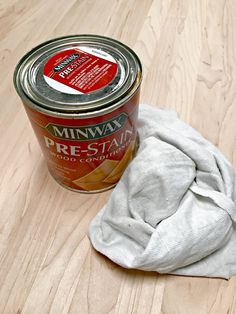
(24, 92, 139, 191)
(43, 48, 118, 95)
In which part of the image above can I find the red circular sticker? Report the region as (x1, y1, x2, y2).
(43, 47, 118, 94)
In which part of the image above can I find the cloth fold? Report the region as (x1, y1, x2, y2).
(89, 105, 236, 279)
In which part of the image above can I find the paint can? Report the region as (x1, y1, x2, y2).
(14, 35, 142, 192)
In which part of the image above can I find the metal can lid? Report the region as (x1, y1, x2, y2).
(14, 35, 142, 114)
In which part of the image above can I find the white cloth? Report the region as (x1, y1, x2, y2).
(88, 105, 236, 279)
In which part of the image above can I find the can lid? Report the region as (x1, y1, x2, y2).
(14, 35, 142, 114)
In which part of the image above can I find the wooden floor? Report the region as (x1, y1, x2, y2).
(1, 0, 236, 313)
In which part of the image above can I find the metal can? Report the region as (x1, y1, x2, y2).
(14, 35, 142, 193)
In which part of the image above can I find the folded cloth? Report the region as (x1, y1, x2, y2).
(89, 105, 236, 279)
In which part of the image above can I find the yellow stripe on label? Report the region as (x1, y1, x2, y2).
(103, 141, 135, 184)
(73, 159, 119, 190)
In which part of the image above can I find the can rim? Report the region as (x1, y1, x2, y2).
(14, 34, 142, 118)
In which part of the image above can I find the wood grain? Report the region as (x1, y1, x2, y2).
(0, 0, 236, 313)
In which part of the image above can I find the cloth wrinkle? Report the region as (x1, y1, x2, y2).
(89, 105, 236, 279)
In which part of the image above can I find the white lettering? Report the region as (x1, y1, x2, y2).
(98, 140, 110, 153)
(104, 123, 114, 135)
(52, 126, 69, 138)
(44, 136, 55, 148)
(87, 143, 98, 156)
(125, 129, 133, 141)
(59, 72, 65, 79)
(87, 125, 105, 138)
(108, 138, 119, 151)
(69, 129, 75, 139)
(112, 119, 122, 128)
(75, 128, 89, 139)
(70, 145, 81, 156)
(56, 143, 69, 155)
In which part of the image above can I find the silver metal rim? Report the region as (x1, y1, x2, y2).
(14, 35, 142, 117)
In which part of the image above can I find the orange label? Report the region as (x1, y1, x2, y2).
(24, 91, 140, 191)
